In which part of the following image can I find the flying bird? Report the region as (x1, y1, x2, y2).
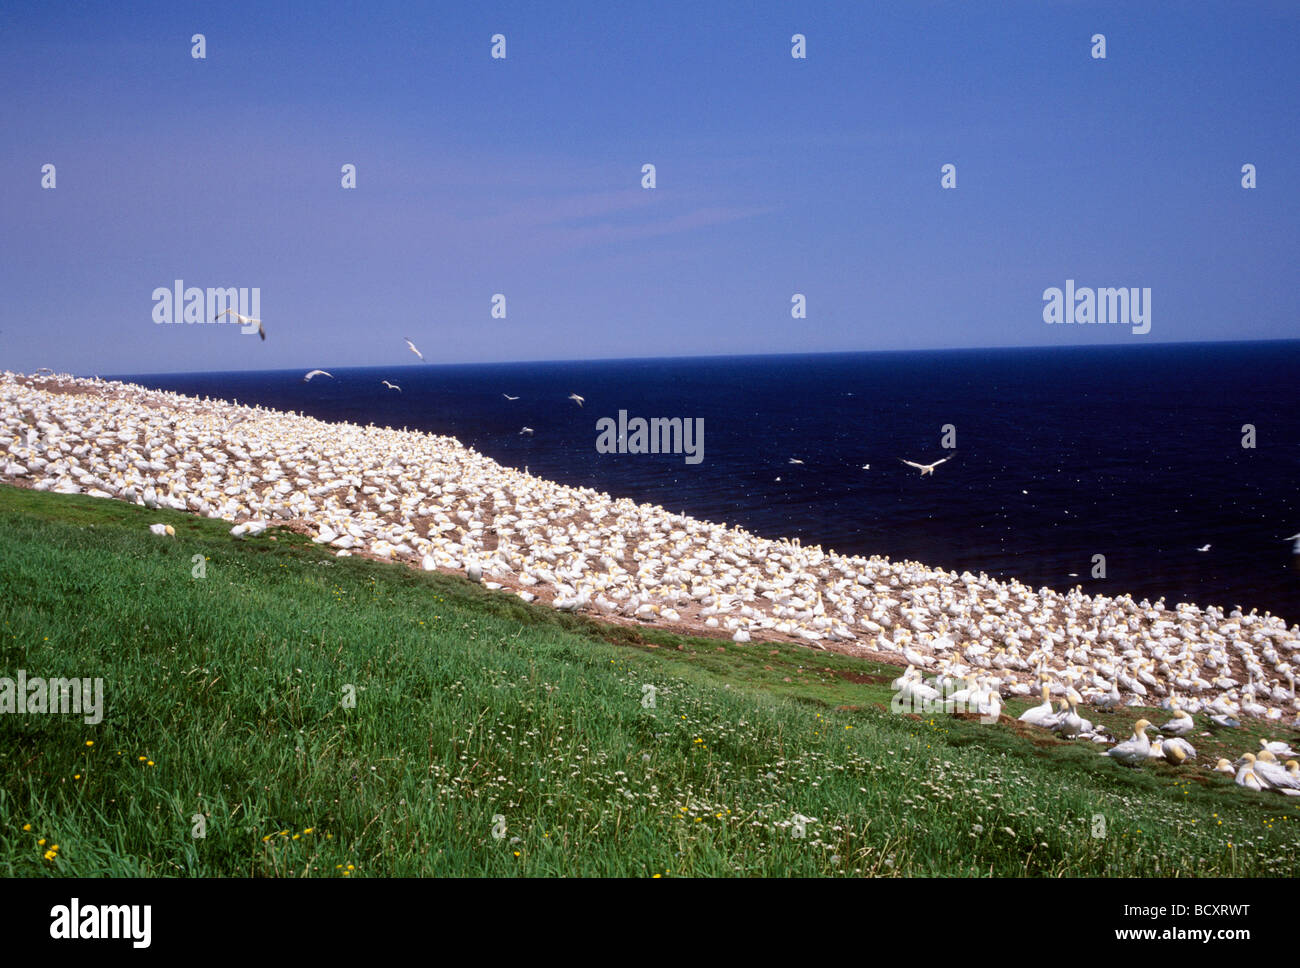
(789, 458, 805, 465)
(861, 464, 870, 470)
(1196, 544, 1211, 552)
(568, 393, 584, 407)
(1286, 533, 1300, 555)
(303, 370, 333, 382)
(898, 453, 956, 476)
(214, 309, 266, 341)
(519, 427, 534, 436)
(382, 380, 401, 392)
(404, 337, 425, 361)
(503, 394, 519, 401)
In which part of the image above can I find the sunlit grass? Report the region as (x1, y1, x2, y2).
(1, 483, 1297, 877)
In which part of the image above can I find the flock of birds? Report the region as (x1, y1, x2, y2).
(1007, 676, 1300, 796)
(256, 334, 964, 478)
(3, 372, 1300, 759)
(895, 659, 1300, 796)
(295, 338, 589, 438)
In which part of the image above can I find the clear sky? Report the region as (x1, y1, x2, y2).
(1, 0, 1296, 375)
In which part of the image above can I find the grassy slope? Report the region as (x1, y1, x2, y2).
(0, 483, 1297, 877)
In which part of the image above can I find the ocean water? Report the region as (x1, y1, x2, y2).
(115, 341, 1300, 625)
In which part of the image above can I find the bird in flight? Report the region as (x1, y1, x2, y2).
(303, 369, 333, 382)
(404, 337, 425, 361)
(898, 453, 956, 476)
(788, 458, 804, 465)
(519, 427, 535, 436)
(382, 380, 401, 392)
(1196, 544, 1211, 552)
(214, 309, 266, 341)
(503, 394, 519, 401)
(861, 464, 870, 470)
(568, 393, 585, 407)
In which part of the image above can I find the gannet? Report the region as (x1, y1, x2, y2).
(1253, 751, 1297, 788)
(382, 380, 401, 392)
(519, 427, 534, 436)
(1260, 738, 1297, 758)
(212, 309, 265, 341)
(1161, 737, 1197, 763)
(304, 370, 333, 382)
(1236, 764, 1266, 791)
(568, 393, 584, 407)
(1053, 699, 1089, 738)
(898, 453, 956, 477)
(788, 458, 804, 465)
(1018, 684, 1055, 726)
(148, 523, 175, 536)
(1104, 719, 1152, 766)
(1234, 753, 1269, 788)
(502, 394, 519, 401)
(1285, 533, 1300, 554)
(1196, 544, 1211, 552)
(404, 337, 425, 361)
(1159, 706, 1195, 736)
(1094, 679, 1122, 710)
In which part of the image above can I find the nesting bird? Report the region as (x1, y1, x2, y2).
(1104, 720, 1153, 766)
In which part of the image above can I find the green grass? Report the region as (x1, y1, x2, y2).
(1, 483, 1298, 877)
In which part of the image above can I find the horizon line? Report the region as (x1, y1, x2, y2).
(59, 335, 1300, 381)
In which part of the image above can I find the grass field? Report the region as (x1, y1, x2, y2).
(1, 483, 1298, 877)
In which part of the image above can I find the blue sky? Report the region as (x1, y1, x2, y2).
(1, 0, 1296, 375)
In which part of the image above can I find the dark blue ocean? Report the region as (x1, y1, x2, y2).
(114, 342, 1300, 625)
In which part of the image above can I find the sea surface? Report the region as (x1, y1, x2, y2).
(114, 341, 1300, 625)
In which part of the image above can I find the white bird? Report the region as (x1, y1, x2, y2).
(789, 458, 804, 465)
(404, 337, 425, 361)
(1235, 754, 1268, 790)
(1159, 707, 1195, 737)
(503, 394, 519, 401)
(898, 453, 956, 477)
(1094, 680, 1122, 710)
(1196, 544, 1211, 552)
(1018, 684, 1055, 727)
(1260, 738, 1297, 758)
(861, 464, 870, 470)
(519, 427, 534, 436)
(303, 370, 333, 382)
(213, 308, 265, 341)
(1104, 719, 1153, 767)
(1161, 737, 1197, 763)
(568, 393, 584, 407)
(1053, 700, 1089, 739)
(382, 380, 401, 392)
(1286, 533, 1300, 554)
(148, 523, 175, 537)
(1252, 751, 1297, 789)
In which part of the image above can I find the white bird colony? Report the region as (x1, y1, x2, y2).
(3, 370, 1299, 727)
